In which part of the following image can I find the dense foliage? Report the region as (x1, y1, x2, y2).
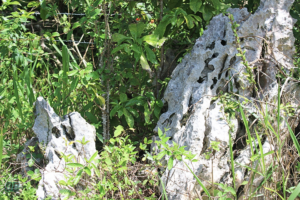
(1, 0, 300, 199)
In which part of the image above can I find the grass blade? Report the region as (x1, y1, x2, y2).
(184, 161, 211, 198)
(263, 186, 284, 200)
(0, 128, 3, 166)
(12, 65, 23, 122)
(58, 37, 78, 68)
(239, 105, 254, 155)
(62, 45, 69, 115)
(159, 176, 168, 200)
(229, 133, 236, 190)
(288, 182, 300, 200)
(286, 120, 300, 155)
(255, 128, 265, 174)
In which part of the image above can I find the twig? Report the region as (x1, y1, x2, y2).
(71, 34, 87, 68)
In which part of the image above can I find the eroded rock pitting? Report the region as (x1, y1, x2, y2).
(31, 97, 97, 200)
(153, 0, 297, 199)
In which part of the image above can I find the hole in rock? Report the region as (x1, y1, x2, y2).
(236, 81, 240, 90)
(204, 55, 217, 71)
(206, 42, 215, 50)
(216, 84, 228, 95)
(54, 150, 62, 159)
(65, 116, 75, 141)
(72, 143, 76, 149)
(180, 113, 191, 127)
(52, 127, 61, 138)
(212, 53, 219, 58)
(221, 40, 227, 46)
(257, 62, 275, 92)
(229, 56, 236, 66)
(188, 96, 193, 108)
(210, 77, 218, 89)
(223, 30, 226, 38)
(237, 185, 245, 199)
(218, 54, 228, 79)
(295, 122, 300, 139)
(197, 76, 205, 84)
(240, 38, 244, 42)
(225, 71, 229, 77)
(161, 102, 168, 113)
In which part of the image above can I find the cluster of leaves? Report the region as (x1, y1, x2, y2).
(1, 0, 300, 199)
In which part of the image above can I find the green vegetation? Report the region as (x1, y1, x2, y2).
(1, 0, 300, 199)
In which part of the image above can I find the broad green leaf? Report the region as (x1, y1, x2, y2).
(114, 125, 124, 137)
(203, 5, 214, 21)
(132, 44, 142, 54)
(140, 53, 152, 74)
(8, 1, 21, 5)
(96, 133, 103, 143)
(111, 44, 131, 54)
(27, 170, 34, 176)
(126, 107, 139, 118)
(88, 152, 98, 163)
(123, 108, 134, 128)
(168, 0, 183, 9)
(27, 1, 39, 7)
(128, 23, 145, 40)
(40, 8, 49, 20)
(125, 99, 145, 107)
(143, 34, 167, 48)
(184, 15, 195, 29)
(59, 189, 72, 195)
(157, 150, 166, 160)
(190, 0, 202, 13)
(84, 167, 91, 176)
(154, 14, 173, 38)
(28, 158, 34, 167)
(120, 93, 128, 103)
(110, 104, 122, 118)
(67, 163, 84, 168)
(96, 94, 105, 106)
(105, 157, 112, 165)
(112, 33, 131, 44)
(52, 32, 60, 37)
(74, 169, 83, 185)
(168, 156, 174, 170)
(154, 105, 161, 119)
(144, 103, 151, 123)
(144, 45, 158, 64)
(72, 22, 81, 29)
(89, 9, 101, 18)
(58, 180, 67, 186)
(67, 70, 78, 76)
(91, 163, 101, 177)
(93, 0, 103, 7)
(210, 0, 220, 11)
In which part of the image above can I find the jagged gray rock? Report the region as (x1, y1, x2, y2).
(30, 97, 98, 200)
(153, 0, 297, 199)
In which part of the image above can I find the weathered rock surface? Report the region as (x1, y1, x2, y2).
(153, 0, 297, 199)
(29, 97, 98, 200)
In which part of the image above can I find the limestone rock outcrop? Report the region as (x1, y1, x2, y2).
(29, 97, 98, 200)
(153, 0, 298, 199)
